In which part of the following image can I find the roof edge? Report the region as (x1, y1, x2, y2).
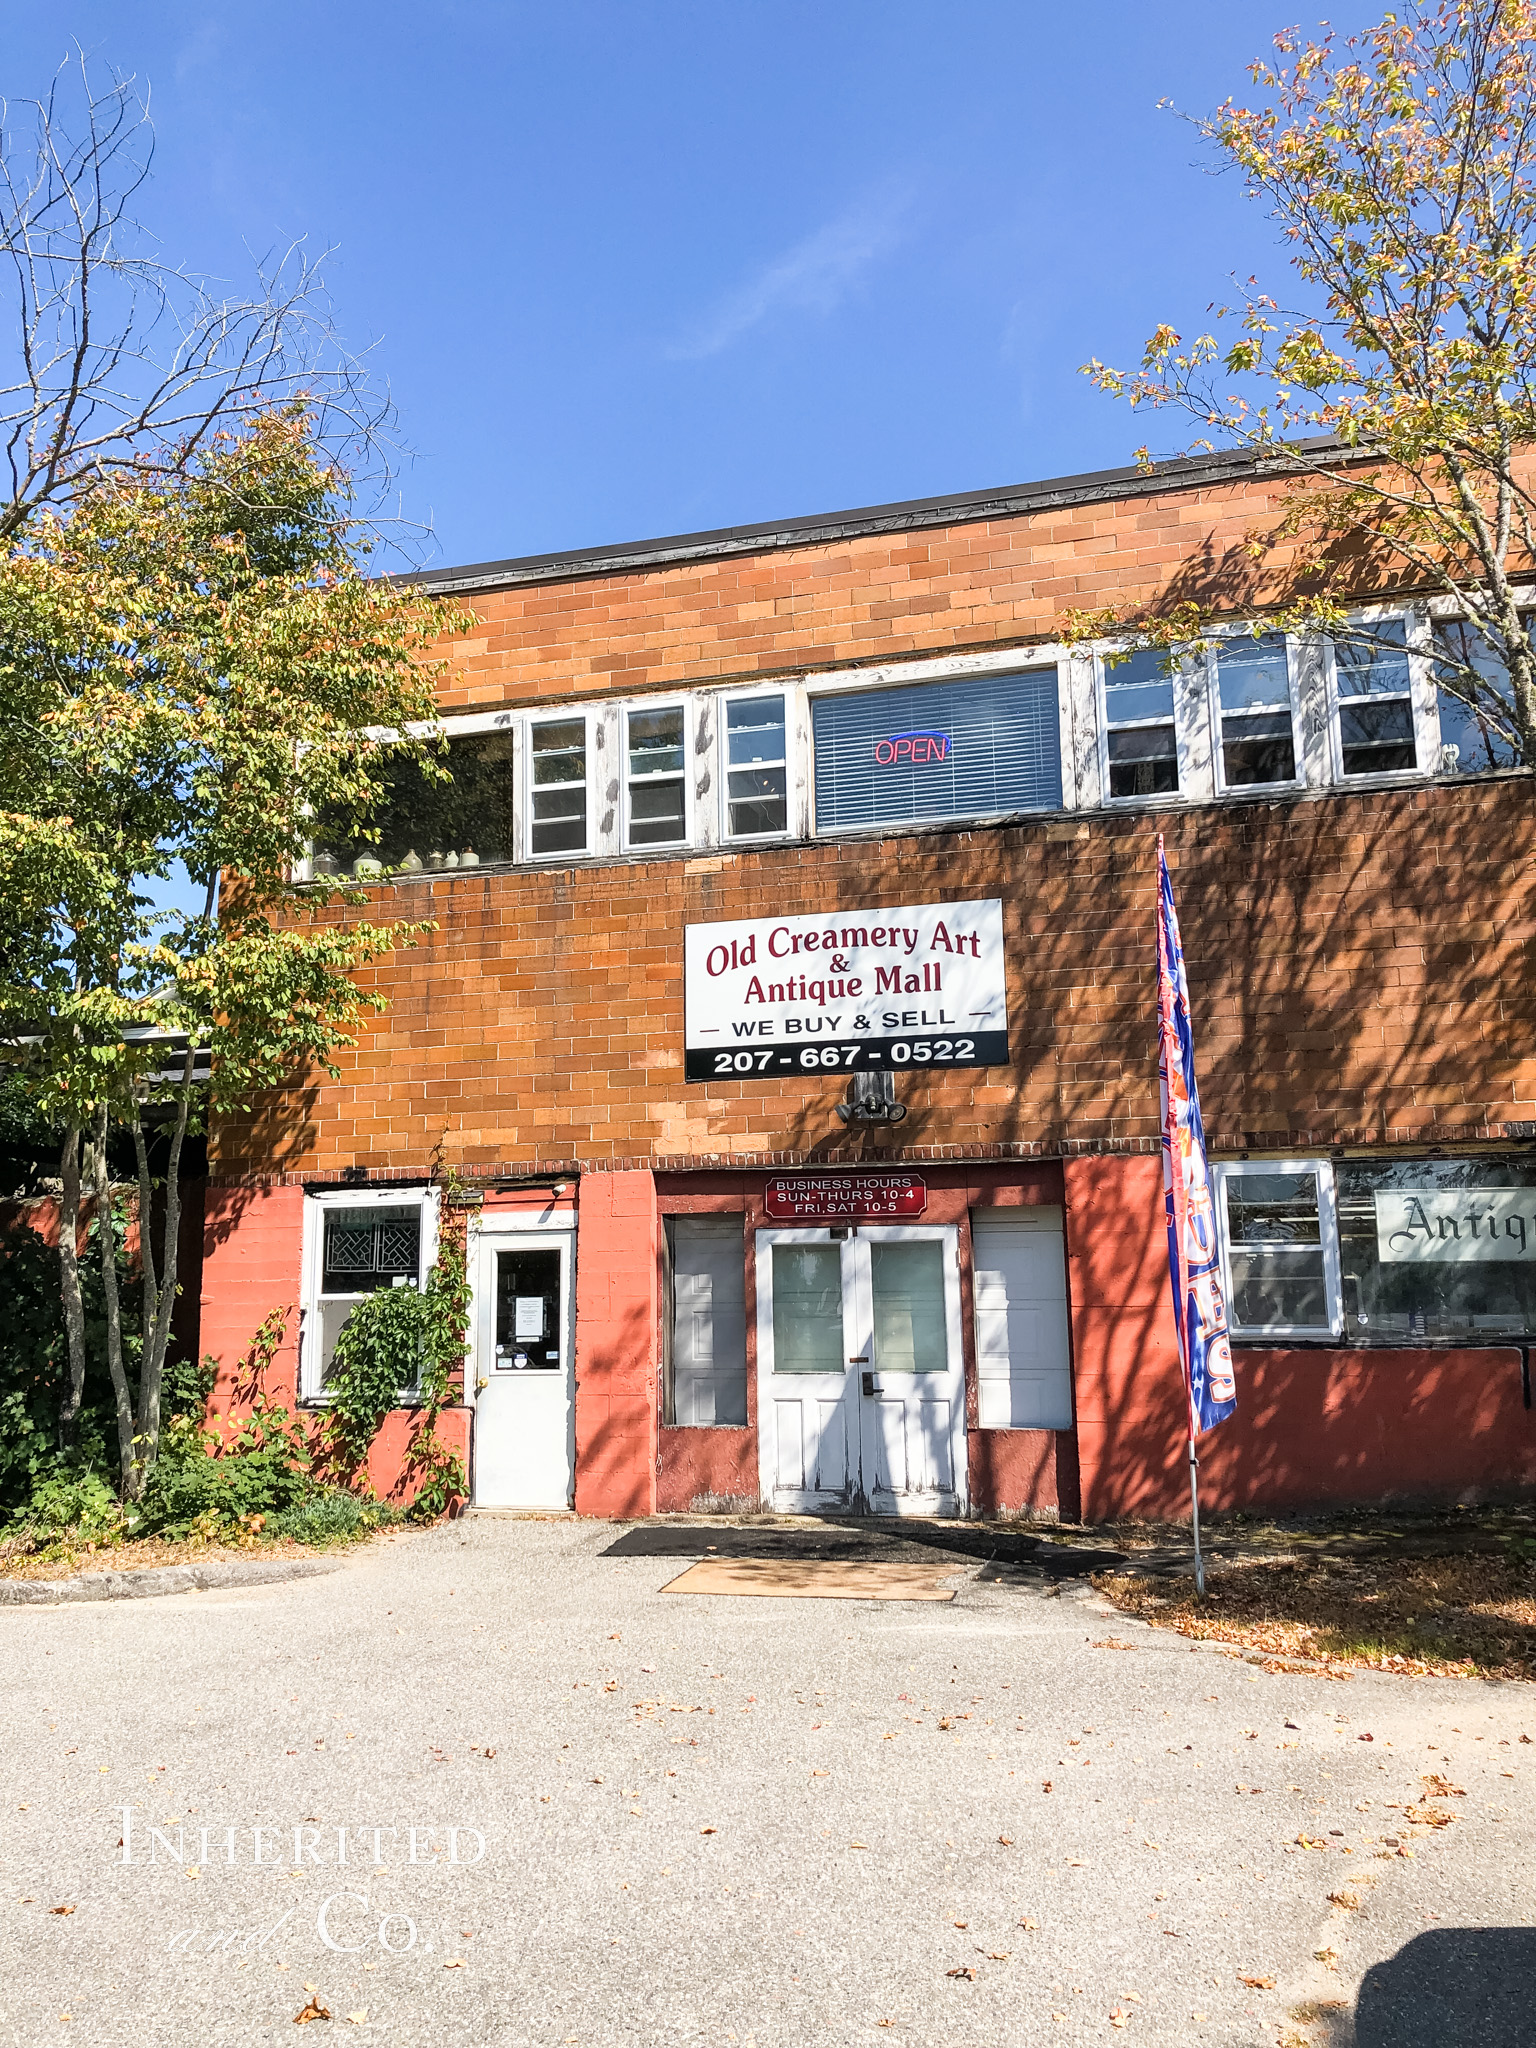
(402, 438, 1338, 598)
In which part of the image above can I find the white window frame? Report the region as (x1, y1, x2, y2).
(971, 1207, 1073, 1430)
(523, 706, 593, 862)
(663, 1213, 749, 1428)
(1207, 629, 1305, 795)
(717, 687, 793, 844)
(622, 696, 694, 853)
(300, 1186, 440, 1402)
(1323, 607, 1430, 786)
(1094, 645, 1187, 805)
(803, 656, 1070, 837)
(1212, 1157, 1341, 1340)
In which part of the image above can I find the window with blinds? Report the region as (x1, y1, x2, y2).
(811, 670, 1062, 832)
(665, 1216, 748, 1426)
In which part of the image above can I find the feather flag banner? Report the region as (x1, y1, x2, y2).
(1156, 835, 1237, 1438)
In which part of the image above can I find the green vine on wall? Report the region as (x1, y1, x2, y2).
(317, 1188, 471, 1520)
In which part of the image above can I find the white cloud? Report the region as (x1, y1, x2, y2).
(667, 183, 914, 361)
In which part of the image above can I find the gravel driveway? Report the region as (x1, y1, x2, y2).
(2, 1516, 1531, 2047)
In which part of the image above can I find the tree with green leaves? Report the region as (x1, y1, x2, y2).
(0, 409, 470, 1497)
(1078, 0, 1536, 765)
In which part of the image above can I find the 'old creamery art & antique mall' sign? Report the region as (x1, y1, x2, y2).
(683, 899, 1007, 1082)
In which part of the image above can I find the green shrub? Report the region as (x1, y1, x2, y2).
(268, 1489, 400, 1545)
(0, 1208, 133, 1517)
(23, 1462, 124, 1540)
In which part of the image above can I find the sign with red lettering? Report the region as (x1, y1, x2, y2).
(683, 897, 1007, 1083)
(873, 730, 951, 767)
(763, 1173, 927, 1222)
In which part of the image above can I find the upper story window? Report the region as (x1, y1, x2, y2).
(626, 704, 688, 847)
(528, 715, 589, 857)
(724, 694, 789, 838)
(811, 669, 1062, 834)
(1332, 620, 1418, 776)
(1432, 619, 1524, 773)
(314, 734, 515, 877)
(1212, 633, 1299, 788)
(1101, 648, 1178, 799)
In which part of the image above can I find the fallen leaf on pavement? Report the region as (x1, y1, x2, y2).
(443, 1959, 464, 1970)
(1316, 1947, 1339, 1969)
(49, 1906, 75, 1916)
(946, 1966, 977, 1981)
(1421, 1775, 1465, 1799)
(1042, 1780, 1053, 1793)
(293, 1998, 330, 2024)
(1328, 1891, 1360, 1910)
(1019, 1918, 1039, 1930)
(346, 2017, 367, 2028)
(700, 1826, 717, 1835)
(1238, 1974, 1275, 1990)
(998, 1835, 1013, 1846)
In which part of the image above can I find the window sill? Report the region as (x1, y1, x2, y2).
(1230, 1332, 1531, 1351)
(299, 1393, 428, 1410)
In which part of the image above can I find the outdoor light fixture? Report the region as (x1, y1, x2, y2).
(835, 1070, 907, 1125)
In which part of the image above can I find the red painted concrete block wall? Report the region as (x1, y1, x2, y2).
(1066, 1153, 1536, 1520)
(656, 1426, 759, 1513)
(201, 1183, 305, 1409)
(574, 1171, 659, 1517)
(200, 1182, 469, 1509)
(968, 1432, 1063, 1519)
(1065, 1153, 1188, 1522)
(1196, 1350, 1536, 1511)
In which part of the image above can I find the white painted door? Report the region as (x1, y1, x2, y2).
(755, 1226, 966, 1516)
(472, 1226, 575, 1509)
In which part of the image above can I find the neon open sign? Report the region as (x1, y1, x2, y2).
(873, 729, 951, 767)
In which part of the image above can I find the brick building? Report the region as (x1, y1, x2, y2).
(202, 450, 1536, 1522)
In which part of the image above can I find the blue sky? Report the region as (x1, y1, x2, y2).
(15, 2, 1383, 572)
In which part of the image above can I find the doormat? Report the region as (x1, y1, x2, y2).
(661, 1558, 957, 1601)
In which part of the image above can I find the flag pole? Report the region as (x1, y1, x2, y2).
(1188, 1431, 1205, 1598)
(1157, 830, 1234, 1604)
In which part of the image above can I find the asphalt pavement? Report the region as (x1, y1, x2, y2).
(2, 1516, 1532, 2047)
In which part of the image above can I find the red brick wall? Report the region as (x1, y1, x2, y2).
(212, 776, 1536, 1184)
(433, 474, 1322, 712)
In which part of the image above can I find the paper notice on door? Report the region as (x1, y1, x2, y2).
(514, 1296, 545, 1339)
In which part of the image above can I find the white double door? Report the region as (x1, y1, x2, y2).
(756, 1225, 967, 1516)
(471, 1222, 575, 1509)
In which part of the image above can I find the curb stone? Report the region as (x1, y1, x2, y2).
(0, 1555, 345, 1606)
